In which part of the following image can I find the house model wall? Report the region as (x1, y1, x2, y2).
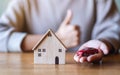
(32, 29, 66, 64)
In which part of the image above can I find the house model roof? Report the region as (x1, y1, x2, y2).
(32, 29, 67, 50)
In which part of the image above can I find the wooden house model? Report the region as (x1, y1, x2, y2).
(32, 29, 66, 64)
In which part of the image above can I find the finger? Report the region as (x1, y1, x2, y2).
(74, 25, 80, 30)
(72, 35, 80, 46)
(74, 54, 80, 62)
(62, 9, 72, 25)
(79, 57, 87, 63)
(67, 25, 80, 34)
(74, 25, 80, 37)
(71, 25, 80, 33)
(87, 50, 103, 63)
(74, 54, 79, 62)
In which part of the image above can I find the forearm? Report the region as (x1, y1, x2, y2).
(92, 0, 120, 53)
(22, 33, 70, 52)
(21, 30, 80, 52)
(21, 34, 43, 52)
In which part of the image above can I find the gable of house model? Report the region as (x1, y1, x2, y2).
(32, 29, 66, 64)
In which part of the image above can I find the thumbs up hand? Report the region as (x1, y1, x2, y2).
(56, 10, 81, 48)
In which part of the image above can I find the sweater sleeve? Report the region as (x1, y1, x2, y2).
(0, 0, 27, 52)
(92, 0, 120, 53)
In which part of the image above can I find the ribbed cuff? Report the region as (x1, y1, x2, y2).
(8, 32, 27, 52)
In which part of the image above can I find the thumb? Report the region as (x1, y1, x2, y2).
(62, 10, 72, 25)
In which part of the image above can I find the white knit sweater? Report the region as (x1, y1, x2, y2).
(0, 0, 120, 52)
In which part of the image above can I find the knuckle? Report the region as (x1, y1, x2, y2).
(70, 25, 77, 30)
(74, 31, 80, 36)
(74, 25, 80, 30)
(70, 25, 80, 31)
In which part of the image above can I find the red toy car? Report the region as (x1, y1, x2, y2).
(76, 47, 99, 57)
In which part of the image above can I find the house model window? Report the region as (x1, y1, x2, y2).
(32, 29, 66, 64)
(42, 49, 46, 52)
(38, 49, 41, 52)
(38, 53, 41, 57)
(59, 49, 62, 52)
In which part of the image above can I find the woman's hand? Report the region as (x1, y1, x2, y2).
(74, 40, 109, 63)
(56, 10, 80, 48)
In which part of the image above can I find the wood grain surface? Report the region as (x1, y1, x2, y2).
(0, 52, 120, 75)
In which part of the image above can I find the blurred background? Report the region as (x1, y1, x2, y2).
(0, 0, 120, 17)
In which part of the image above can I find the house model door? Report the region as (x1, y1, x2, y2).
(55, 56, 59, 64)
